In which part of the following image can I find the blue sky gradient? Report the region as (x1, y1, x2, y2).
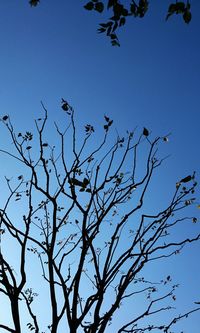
(0, 1, 199, 332)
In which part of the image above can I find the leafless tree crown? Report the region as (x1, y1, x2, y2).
(0, 103, 199, 333)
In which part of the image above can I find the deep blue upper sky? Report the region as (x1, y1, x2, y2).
(0, 1, 199, 332)
(0, 1, 199, 172)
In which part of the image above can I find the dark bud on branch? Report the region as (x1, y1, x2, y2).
(29, 0, 40, 6)
(143, 127, 149, 136)
(61, 98, 71, 114)
(2, 115, 9, 121)
(180, 175, 192, 183)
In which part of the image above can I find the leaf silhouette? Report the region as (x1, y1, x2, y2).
(61, 102, 69, 111)
(104, 115, 110, 122)
(180, 175, 192, 183)
(143, 127, 149, 136)
(183, 9, 192, 23)
(85, 124, 94, 134)
(107, 0, 115, 9)
(84, 2, 94, 10)
(29, 0, 40, 6)
(95, 2, 104, 13)
(163, 137, 169, 142)
(83, 178, 89, 187)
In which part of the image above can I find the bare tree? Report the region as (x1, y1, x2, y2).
(0, 102, 199, 333)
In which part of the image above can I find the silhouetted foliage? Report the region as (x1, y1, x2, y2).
(29, 1, 192, 46)
(0, 101, 199, 332)
(85, 0, 192, 46)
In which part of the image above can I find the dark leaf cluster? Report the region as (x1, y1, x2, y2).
(85, 124, 95, 134)
(84, 0, 104, 13)
(85, 0, 191, 45)
(28, 1, 193, 46)
(104, 115, 113, 131)
(166, 1, 192, 23)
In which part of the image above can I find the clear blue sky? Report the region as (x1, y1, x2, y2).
(0, 1, 200, 332)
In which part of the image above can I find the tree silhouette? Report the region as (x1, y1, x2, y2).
(29, 1, 193, 46)
(0, 101, 199, 332)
